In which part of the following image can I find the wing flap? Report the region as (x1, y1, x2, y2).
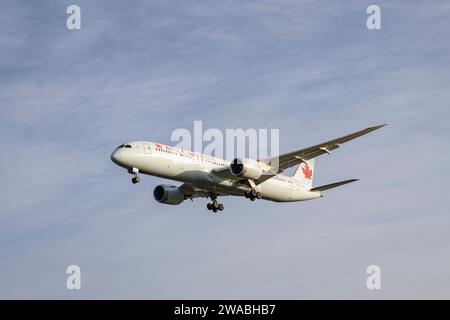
(212, 167, 237, 181)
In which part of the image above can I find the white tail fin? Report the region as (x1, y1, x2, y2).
(293, 159, 315, 189)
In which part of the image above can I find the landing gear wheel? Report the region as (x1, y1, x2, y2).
(207, 200, 224, 212)
(246, 189, 260, 201)
(131, 176, 140, 184)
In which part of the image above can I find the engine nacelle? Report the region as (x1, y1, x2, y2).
(153, 185, 185, 205)
(229, 157, 263, 180)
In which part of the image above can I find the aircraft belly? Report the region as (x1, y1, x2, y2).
(260, 180, 321, 202)
(137, 154, 320, 201)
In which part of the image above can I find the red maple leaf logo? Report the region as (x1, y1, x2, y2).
(302, 163, 313, 180)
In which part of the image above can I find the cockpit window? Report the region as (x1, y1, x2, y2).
(117, 144, 132, 149)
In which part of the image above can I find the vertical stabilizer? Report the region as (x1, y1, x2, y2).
(293, 159, 315, 189)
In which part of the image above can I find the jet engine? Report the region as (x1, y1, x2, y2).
(153, 185, 185, 205)
(229, 157, 263, 180)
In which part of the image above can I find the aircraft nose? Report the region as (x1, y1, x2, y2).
(110, 150, 122, 165)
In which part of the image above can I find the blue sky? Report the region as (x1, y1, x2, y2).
(1, 0, 450, 298)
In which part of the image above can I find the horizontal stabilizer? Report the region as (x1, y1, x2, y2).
(310, 179, 359, 192)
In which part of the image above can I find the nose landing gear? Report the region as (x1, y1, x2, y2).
(131, 176, 140, 184)
(128, 167, 140, 184)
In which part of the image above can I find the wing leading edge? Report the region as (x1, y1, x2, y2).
(212, 123, 388, 185)
(261, 123, 388, 174)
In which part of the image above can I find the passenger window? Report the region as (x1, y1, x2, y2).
(125, 145, 132, 148)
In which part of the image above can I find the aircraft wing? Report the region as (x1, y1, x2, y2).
(179, 183, 211, 198)
(179, 183, 229, 198)
(212, 165, 274, 183)
(261, 123, 388, 173)
(212, 167, 239, 181)
(212, 123, 387, 185)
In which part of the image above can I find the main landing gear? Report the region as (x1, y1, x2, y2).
(207, 200, 224, 213)
(207, 195, 224, 213)
(245, 189, 262, 201)
(129, 167, 140, 184)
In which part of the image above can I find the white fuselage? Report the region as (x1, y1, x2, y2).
(111, 141, 321, 202)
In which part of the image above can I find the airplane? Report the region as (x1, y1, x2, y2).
(111, 124, 387, 212)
